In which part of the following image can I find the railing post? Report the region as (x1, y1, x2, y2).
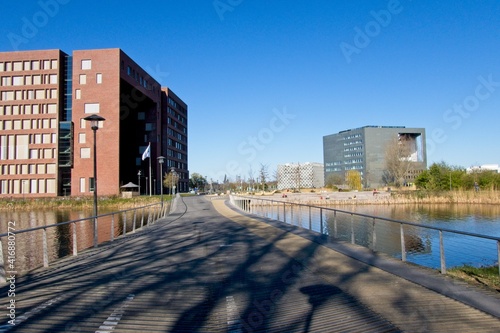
(350, 214, 355, 244)
(440, 230, 446, 274)
(320, 208, 323, 234)
(123, 212, 127, 236)
(110, 214, 115, 242)
(147, 206, 152, 225)
(283, 202, 286, 223)
(498, 240, 500, 276)
(93, 216, 98, 248)
(291, 204, 294, 225)
(308, 206, 312, 230)
(43, 228, 49, 267)
(0, 238, 5, 283)
(372, 218, 376, 251)
(400, 223, 406, 262)
(132, 209, 137, 233)
(72, 222, 78, 256)
(333, 210, 337, 238)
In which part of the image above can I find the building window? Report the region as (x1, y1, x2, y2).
(75, 89, 81, 99)
(49, 74, 57, 84)
(89, 177, 95, 192)
(96, 73, 102, 84)
(81, 59, 92, 70)
(84, 103, 100, 114)
(80, 147, 91, 159)
(79, 133, 86, 143)
(80, 178, 85, 193)
(79, 74, 86, 84)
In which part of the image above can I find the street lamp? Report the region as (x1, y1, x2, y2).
(158, 156, 165, 206)
(137, 170, 142, 196)
(84, 114, 105, 248)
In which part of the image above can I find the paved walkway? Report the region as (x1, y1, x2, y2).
(0, 195, 499, 332)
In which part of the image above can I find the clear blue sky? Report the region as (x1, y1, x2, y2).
(1, 1, 499, 182)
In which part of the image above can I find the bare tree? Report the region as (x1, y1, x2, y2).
(384, 136, 416, 187)
(258, 163, 269, 191)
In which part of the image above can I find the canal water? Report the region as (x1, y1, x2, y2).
(0, 207, 156, 274)
(1, 203, 499, 274)
(249, 202, 500, 270)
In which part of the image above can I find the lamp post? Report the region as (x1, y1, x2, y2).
(83, 114, 105, 248)
(137, 170, 142, 196)
(158, 156, 165, 207)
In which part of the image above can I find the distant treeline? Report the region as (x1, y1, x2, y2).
(415, 162, 500, 191)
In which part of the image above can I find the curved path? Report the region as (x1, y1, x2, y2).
(0, 195, 498, 332)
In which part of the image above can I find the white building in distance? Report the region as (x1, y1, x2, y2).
(466, 164, 499, 173)
(277, 162, 324, 190)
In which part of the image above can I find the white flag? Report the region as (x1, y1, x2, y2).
(142, 143, 150, 161)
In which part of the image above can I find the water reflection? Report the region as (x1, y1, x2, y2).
(0, 206, 162, 274)
(251, 202, 500, 270)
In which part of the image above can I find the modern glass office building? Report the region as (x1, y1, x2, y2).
(323, 126, 426, 188)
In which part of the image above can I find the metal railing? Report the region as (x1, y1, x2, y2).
(0, 201, 170, 282)
(230, 195, 500, 276)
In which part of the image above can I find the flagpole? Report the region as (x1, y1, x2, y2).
(149, 147, 152, 196)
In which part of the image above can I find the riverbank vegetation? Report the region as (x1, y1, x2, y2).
(0, 195, 171, 211)
(448, 265, 500, 293)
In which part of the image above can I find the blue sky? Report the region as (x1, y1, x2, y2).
(1, 1, 499, 182)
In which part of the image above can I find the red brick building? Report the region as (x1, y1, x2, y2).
(0, 48, 188, 198)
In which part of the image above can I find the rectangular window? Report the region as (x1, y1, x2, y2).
(49, 74, 57, 84)
(96, 73, 102, 84)
(80, 147, 91, 159)
(47, 104, 57, 114)
(46, 179, 56, 193)
(13, 62, 22, 71)
(35, 89, 44, 99)
(1, 76, 11, 86)
(84, 103, 100, 114)
(33, 75, 41, 85)
(75, 89, 81, 99)
(23, 61, 30, 70)
(79, 133, 86, 143)
(80, 178, 85, 193)
(31, 60, 39, 70)
(79, 74, 86, 84)
(43, 60, 50, 69)
(51, 60, 58, 69)
(89, 177, 95, 192)
(12, 76, 23, 86)
(81, 59, 92, 70)
(25, 75, 32, 85)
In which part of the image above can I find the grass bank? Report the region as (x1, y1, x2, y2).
(386, 189, 500, 205)
(448, 265, 500, 293)
(0, 195, 171, 211)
